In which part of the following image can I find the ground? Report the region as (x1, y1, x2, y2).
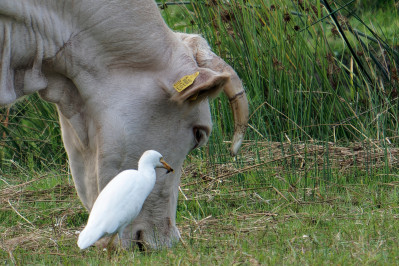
(1, 141, 399, 264)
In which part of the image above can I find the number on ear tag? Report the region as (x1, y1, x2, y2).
(173, 72, 199, 92)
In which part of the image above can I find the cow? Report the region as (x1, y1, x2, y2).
(0, 0, 248, 249)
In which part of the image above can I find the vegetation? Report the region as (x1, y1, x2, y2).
(2, 143, 399, 264)
(1, 0, 399, 264)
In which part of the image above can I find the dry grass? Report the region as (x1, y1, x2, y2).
(0, 174, 82, 254)
(1, 141, 399, 263)
(185, 140, 398, 179)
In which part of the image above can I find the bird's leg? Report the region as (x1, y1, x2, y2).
(107, 233, 117, 249)
(106, 234, 117, 259)
(118, 234, 122, 249)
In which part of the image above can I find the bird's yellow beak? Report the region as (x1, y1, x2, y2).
(160, 158, 174, 174)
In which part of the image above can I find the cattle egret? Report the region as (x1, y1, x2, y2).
(77, 150, 174, 250)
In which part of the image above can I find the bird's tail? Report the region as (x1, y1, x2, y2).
(77, 226, 104, 250)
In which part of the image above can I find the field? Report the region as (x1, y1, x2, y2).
(1, 0, 399, 264)
(2, 142, 399, 264)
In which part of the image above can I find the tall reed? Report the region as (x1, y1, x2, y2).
(190, 0, 398, 147)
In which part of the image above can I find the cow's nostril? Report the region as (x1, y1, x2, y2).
(136, 229, 143, 240)
(135, 230, 145, 251)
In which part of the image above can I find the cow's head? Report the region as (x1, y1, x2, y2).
(0, 0, 248, 249)
(39, 31, 248, 248)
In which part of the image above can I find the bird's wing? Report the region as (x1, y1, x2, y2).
(85, 170, 144, 233)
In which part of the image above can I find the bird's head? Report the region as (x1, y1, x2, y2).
(142, 150, 174, 173)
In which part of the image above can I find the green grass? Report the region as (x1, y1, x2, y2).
(2, 144, 399, 264)
(1, 0, 399, 264)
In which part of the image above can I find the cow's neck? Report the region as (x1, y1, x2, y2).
(0, 0, 73, 104)
(0, 0, 176, 105)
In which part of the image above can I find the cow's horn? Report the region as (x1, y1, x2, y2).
(222, 69, 249, 156)
(182, 33, 249, 156)
(197, 55, 249, 156)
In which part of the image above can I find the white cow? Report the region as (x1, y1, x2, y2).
(0, 0, 248, 249)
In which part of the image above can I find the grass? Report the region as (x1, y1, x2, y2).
(1, 0, 399, 264)
(187, 0, 399, 146)
(2, 142, 399, 264)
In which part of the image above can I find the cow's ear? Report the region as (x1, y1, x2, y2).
(170, 68, 230, 104)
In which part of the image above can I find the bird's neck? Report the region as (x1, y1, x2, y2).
(138, 162, 157, 183)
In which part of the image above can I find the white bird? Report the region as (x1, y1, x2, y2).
(77, 150, 174, 250)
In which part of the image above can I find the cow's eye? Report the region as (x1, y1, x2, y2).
(194, 128, 203, 144)
(193, 127, 208, 149)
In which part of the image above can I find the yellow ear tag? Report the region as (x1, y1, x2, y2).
(173, 72, 199, 92)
